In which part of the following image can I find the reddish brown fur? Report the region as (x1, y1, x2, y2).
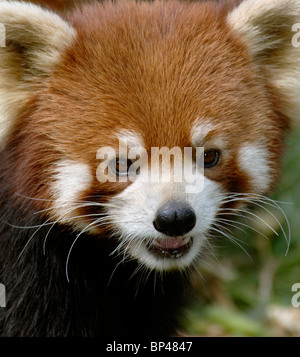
(6, 0, 288, 217)
(0, 0, 292, 338)
(24, 0, 88, 12)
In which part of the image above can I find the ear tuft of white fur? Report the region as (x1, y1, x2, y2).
(0, 1, 76, 148)
(227, 0, 300, 123)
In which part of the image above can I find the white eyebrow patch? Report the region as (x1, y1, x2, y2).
(191, 122, 216, 146)
(239, 144, 272, 193)
(51, 160, 92, 221)
(117, 129, 144, 149)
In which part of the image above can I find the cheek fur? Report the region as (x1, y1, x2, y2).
(238, 144, 273, 194)
(203, 144, 273, 196)
(50, 160, 93, 223)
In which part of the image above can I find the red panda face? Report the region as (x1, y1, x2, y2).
(0, 0, 296, 272)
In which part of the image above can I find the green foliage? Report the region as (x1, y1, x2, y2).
(183, 128, 300, 337)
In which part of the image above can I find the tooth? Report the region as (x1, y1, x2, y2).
(182, 237, 190, 245)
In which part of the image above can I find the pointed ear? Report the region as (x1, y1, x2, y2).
(227, 0, 300, 122)
(0, 1, 75, 76)
(0, 1, 76, 146)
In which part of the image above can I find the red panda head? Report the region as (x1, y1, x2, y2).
(0, 0, 298, 271)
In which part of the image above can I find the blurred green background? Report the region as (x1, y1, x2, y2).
(182, 127, 300, 337)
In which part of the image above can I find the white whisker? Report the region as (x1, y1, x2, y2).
(210, 225, 252, 260)
(65, 216, 106, 283)
(220, 208, 279, 237)
(217, 217, 270, 241)
(216, 191, 291, 255)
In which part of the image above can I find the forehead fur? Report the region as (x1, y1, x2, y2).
(31, 0, 284, 157)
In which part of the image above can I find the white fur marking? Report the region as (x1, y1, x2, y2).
(239, 145, 272, 193)
(51, 160, 92, 221)
(106, 174, 223, 271)
(117, 130, 144, 150)
(191, 122, 215, 146)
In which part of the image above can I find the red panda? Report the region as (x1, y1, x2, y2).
(0, 0, 298, 336)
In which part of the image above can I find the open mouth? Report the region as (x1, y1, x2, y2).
(147, 236, 193, 259)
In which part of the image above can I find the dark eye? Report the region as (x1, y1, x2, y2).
(204, 149, 220, 168)
(110, 157, 133, 177)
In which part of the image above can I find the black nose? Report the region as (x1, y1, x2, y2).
(153, 201, 196, 236)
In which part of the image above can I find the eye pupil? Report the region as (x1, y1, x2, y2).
(204, 149, 219, 168)
(115, 158, 132, 176)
